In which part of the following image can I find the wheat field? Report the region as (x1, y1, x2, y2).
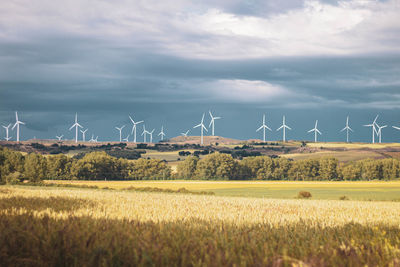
(1, 185, 400, 266)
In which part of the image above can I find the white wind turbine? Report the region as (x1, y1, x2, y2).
(12, 111, 25, 142)
(122, 134, 130, 142)
(56, 135, 64, 141)
(340, 116, 353, 143)
(256, 114, 272, 142)
(2, 123, 12, 141)
(129, 116, 144, 143)
(181, 130, 190, 137)
(363, 115, 379, 143)
(89, 134, 95, 142)
(307, 120, 322, 142)
(149, 129, 155, 143)
(115, 125, 125, 142)
(141, 125, 150, 143)
(376, 124, 387, 143)
(208, 111, 221, 136)
(94, 136, 98, 143)
(80, 128, 88, 142)
(158, 126, 166, 141)
(276, 116, 291, 142)
(69, 113, 82, 143)
(193, 113, 208, 145)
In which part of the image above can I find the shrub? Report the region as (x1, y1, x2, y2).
(298, 191, 312, 199)
(339, 196, 349, 200)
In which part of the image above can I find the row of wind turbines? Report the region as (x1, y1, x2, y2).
(256, 114, 396, 144)
(2, 111, 400, 144)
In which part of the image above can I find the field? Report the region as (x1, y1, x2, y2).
(47, 180, 400, 201)
(282, 150, 385, 162)
(1, 185, 400, 266)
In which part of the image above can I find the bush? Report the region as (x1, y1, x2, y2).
(339, 196, 349, 200)
(5, 172, 22, 184)
(298, 191, 312, 199)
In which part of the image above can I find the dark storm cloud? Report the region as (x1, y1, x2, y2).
(0, 0, 400, 141)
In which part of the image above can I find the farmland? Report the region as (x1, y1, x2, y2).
(1, 185, 400, 266)
(48, 180, 400, 201)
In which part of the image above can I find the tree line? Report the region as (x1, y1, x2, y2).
(1, 147, 399, 183)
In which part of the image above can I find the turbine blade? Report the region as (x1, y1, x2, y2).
(286, 126, 292, 130)
(193, 124, 201, 128)
(393, 126, 400, 130)
(340, 127, 346, 132)
(316, 129, 322, 135)
(256, 126, 263, 132)
(209, 119, 213, 128)
(277, 125, 283, 131)
(307, 129, 314, 133)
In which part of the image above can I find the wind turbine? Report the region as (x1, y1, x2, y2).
(94, 136, 98, 143)
(149, 129, 155, 143)
(122, 134, 130, 142)
(158, 126, 166, 141)
(208, 111, 221, 136)
(256, 114, 272, 142)
(80, 128, 88, 142)
(363, 115, 379, 143)
(141, 125, 150, 143)
(89, 134, 95, 142)
(2, 124, 12, 141)
(181, 130, 190, 137)
(129, 116, 144, 143)
(56, 135, 64, 141)
(276, 116, 291, 142)
(376, 124, 387, 143)
(12, 111, 25, 142)
(340, 116, 353, 143)
(307, 120, 322, 142)
(115, 125, 125, 142)
(69, 113, 82, 143)
(193, 113, 208, 145)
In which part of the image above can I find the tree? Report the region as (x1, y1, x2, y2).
(176, 156, 199, 179)
(195, 153, 239, 180)
(24, 153, 47, 182)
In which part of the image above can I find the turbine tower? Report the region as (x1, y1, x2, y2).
(276, 116, 291, 142)
(376, 124, 387, 143)
(80, 129, 88, 142)
(129, 116, 144, 143)
(181, 130, 190, 137)
(12, 111, 25, 142)
(340, 116, 353, 143)
(141, 125, 150, 143)
(69, 113, 82, 143)
(363, 115, 379, 143)
(122, 134, 130, 142)
(158, 126, 166, 141)
(149, 129, 155, 143)
(307, 120, 322, 142)
(56, 135, 64, 141)
(208, 111, 221, 136)
(2, 124, 12, 141)
(256, 114, 272, 142)
(193, 113, 208, 145)
(115, 125, 125, 142)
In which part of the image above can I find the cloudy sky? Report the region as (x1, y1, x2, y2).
(1, 0, 400, 142)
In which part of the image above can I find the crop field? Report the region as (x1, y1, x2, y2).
(282, 150, 384, 162)
(307, 142, 400, 149)
(0, 186, 400, 266)
(47, 180, 400, 201)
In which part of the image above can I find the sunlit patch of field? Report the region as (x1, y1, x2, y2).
(1, 186, 400, 266)
(282, 150, 384, 162)
(307, 142, 400, 149)
(47, 180, 400, 201)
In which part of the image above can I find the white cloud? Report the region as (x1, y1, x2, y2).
(0, 0, 399, 59)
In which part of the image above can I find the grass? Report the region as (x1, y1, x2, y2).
(46, 180, 400, 201)
(1, 186, 400, 266)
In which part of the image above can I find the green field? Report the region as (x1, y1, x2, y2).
(48, 180, 400, 201)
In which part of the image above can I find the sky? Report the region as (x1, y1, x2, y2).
(1, 0, 400, 142)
